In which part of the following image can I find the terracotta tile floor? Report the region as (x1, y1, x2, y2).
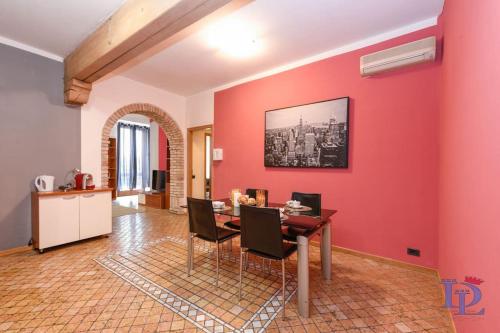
(0, 208, 453, 333)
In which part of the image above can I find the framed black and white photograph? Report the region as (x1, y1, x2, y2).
(265, 97, 349, 168)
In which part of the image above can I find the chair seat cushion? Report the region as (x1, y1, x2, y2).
(196, 226, 240, 243)
(226, 220, 306, 242)
(224, 219, 241, 230)
(217, 227, 240, 242)
(282, 226, 307, 242)
(247, 242, 297, 260)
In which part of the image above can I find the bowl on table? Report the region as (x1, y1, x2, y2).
(212, 201, 225, 210)
(286, 200, 302, 209)
(238, 195, 250, 205)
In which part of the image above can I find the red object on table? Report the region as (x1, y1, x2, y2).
(74, 173, 95, 190)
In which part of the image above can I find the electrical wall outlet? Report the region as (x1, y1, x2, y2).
(407, 248, 421, 257)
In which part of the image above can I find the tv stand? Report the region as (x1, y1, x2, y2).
(142, 191, 169, 209)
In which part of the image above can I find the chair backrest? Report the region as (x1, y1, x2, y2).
(187, 197, 218, 241)
(245, 188, 269, 206)
(291, 192, 321, 216)
(240, 205, 284, 259)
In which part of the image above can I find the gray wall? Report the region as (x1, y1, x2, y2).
(0, 44, 81, 251)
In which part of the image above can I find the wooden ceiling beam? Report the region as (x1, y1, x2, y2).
(64, 0, 251, 105)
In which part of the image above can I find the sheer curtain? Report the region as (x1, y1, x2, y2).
(117, 122, 150, 191)
(135, 125, 150, 190)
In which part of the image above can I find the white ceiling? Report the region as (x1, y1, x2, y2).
(0, 0, 444, 95)
(0, 0, 124, 59)
(122, 0, 444, 96)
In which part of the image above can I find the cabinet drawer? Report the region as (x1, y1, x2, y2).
(79, 191, 112, 239)
(39, 195, 80, 249)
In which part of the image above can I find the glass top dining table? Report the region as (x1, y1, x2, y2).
(182, 198, 337, 318)
(214, 198, 337, 237)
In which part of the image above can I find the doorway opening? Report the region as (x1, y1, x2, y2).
(187, 125, 212, 199)
(101, 103, 184, 213)
(107, 114, 171, 215)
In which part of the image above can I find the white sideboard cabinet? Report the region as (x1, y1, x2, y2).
(31, 188, 112, 253)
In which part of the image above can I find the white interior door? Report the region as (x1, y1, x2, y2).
(39, 195, 80, 249)
(191, 129, 206, 198)
(80, 192, 112, 239)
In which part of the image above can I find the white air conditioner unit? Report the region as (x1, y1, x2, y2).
(360, 36, 436, 77)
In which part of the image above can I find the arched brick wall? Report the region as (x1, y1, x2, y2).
(101, 103, 184, 212)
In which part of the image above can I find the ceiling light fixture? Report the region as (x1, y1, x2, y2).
(203, 18, 263, 59)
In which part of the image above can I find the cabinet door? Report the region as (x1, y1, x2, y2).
(79, 192, 112, 239)
(39, 195, 80, 249)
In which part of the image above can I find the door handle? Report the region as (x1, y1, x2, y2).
(62, 196, 77, 200)
(82, 194, 95, 198)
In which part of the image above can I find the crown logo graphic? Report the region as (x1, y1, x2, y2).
(465, 276, 484, 285)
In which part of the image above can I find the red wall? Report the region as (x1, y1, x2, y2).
(158, 128, 168, 170)
(214, 26, 441, 268)
(438, 1, 500, 331)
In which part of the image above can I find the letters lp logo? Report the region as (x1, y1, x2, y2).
(441, 276, 485, 316)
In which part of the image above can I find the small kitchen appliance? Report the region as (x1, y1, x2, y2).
(75, 173, 95, 190)
(35, 175, 55, 192)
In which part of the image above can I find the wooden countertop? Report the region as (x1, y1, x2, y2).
(32, 188, 113, 197)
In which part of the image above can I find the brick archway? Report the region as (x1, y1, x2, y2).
(101, 103, 184, 212)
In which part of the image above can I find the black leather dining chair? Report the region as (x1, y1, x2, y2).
(291, 192, 321, 216)
(224, 188, 269, 231)
(239, 205, 297, 318)
(187, 197, 240, 287)
(282, 192, 322, 242)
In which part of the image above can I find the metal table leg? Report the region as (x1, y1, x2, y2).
(320, 222, 332, 280)
(187, 232, 193, 275)
(297, 235, 309, 317)
(226, 216, 233, 253)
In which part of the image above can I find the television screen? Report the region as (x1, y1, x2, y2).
(152, 170, 166, 192)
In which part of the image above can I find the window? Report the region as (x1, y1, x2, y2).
(117, 122, 150, 191)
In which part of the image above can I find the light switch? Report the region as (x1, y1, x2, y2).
(213, 148, 223, 161)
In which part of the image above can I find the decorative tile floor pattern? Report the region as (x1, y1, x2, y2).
(0, 208, 453, 332)
(95, 235, 297, 333)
